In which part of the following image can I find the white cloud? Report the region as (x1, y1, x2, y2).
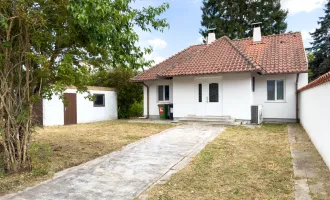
(301, 29, 315, 47)
(154, 56, 166, 64)
(147, 39, 168, 50)
(281, 0, 326, 15)
(199, 36, 204, 43)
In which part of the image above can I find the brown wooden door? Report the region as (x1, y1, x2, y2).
(64, 93, 77, 125)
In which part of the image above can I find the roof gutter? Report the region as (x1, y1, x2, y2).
(141, 82, 149, 119)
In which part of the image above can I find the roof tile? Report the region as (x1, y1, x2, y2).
(298, 71, 330, 92)
(132, 32, 308, 82)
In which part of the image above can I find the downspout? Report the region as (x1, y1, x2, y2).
(142, 82, 150, 119)
(296, 73, 300, 123)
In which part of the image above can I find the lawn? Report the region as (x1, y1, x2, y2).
(144, 124, 294, 200)
(0, 120, 173, 195)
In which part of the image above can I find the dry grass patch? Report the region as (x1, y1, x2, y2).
(0, 120, 173, 195)
(145, 124, 294, 200)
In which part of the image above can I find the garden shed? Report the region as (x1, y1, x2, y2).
(34, 86, 118, 126)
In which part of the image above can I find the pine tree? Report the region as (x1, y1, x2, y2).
(200, 0, 288, 40)
(309, 1, 330, 80)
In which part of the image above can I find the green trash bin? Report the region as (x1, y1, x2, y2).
(158, 104, 167, 119)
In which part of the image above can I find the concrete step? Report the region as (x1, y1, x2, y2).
(179, 118, 235, 123)
(178, 116, 240, 126)
(180, 121, 241, 126)
(184, 115, 232, 120)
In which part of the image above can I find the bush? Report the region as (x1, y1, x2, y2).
(129, 101, 143, 117)
(89, 67, 143, 118)
(28, 142, 52, 176)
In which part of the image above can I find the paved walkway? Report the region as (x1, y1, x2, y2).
(288, 124, 330, 200)
(3, 125, 224, 200)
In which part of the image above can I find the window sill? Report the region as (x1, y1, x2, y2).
(265, 101, 286, 103)
(157, 101, 171, 104)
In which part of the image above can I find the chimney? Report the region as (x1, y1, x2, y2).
(207, 28, 216, 44)
(252, 22, 262, 44)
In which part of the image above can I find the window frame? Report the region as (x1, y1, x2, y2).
(266, 79, 286, 102)
(198, 83, 202, 103)
(209, 83, 219, 103)
(93, 94, 105, 107)
(158, 85, 170, 102)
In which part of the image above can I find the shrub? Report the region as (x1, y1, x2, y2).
(28, 142, 52, 176)
(129, 101, 143, 117)
(89, 67, 143, 118)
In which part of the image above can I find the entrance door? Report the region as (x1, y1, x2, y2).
(195, 78, 223, 116)
(64, 93, 77, 125)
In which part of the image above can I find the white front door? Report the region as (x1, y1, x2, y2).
(195, 77, 223, 116)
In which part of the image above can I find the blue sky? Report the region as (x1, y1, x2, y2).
(134, 0, 327, 65)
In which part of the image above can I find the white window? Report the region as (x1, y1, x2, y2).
(267, 80, 285, 101)
(94, 94, 105, 107)
(158, 85, 169, 101)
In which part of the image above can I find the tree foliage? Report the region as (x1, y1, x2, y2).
(309, 1, 330, 80)
(89, 68, 143, 119)
(0, 0, 169, 171)
(200, 0, 288, 40)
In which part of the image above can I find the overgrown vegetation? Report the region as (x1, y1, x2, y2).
(144, 124, 294, 200)
(89, 67, 143, 118)
(0, 0, 169, 172)
(28, 142, 52, 176)
(0, 120, 173, 195)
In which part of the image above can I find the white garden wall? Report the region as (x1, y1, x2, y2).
(43, 88, 117, 126)
(299, 80, 330, 169)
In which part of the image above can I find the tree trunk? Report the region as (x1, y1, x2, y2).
(0, 8, 37, 172)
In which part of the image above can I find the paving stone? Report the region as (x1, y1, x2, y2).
(1, 125, 224, 200)
(295, 179, 312, 200)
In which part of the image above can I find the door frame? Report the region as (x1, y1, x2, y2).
(194, 76, 223, 116)
(64, 93, 77, 125)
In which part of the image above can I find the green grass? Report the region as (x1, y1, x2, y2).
(144, 124, 294, 200)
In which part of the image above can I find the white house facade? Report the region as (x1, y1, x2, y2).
(134, 27, 309, 123)
(142, 72, 308, 122)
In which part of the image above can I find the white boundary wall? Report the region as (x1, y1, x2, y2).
(43, 88, 117, 126)
(299, 81, 330, 169)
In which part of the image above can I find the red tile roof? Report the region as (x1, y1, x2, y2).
(131, 44, 206, 82)
(132, 32, 308, 82)
(298, 71, 330, 92)
(233, 32, 308, 74)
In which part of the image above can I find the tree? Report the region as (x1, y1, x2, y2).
(200, 0, 288, 40)
(306, 52, 315, 81)
(309, 1, 330, 80)
(89, 68, 143, 119)
(0, 0, 169, 172)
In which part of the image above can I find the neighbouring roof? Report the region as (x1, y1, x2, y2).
(298, 71, 330, 92)
(132, 32, 308, 82)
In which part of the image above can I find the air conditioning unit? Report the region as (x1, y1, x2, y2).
(251, 105, 263, 124)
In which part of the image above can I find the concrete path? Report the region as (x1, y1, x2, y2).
(3, 125, 224, 200)
(288, 124, 330, 200)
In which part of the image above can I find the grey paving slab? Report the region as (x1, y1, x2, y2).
(2, 125, 224, 200)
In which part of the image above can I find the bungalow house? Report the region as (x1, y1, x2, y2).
(132, 25, 309, 123)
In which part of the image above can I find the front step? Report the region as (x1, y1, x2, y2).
(178, 116, 241, 126)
